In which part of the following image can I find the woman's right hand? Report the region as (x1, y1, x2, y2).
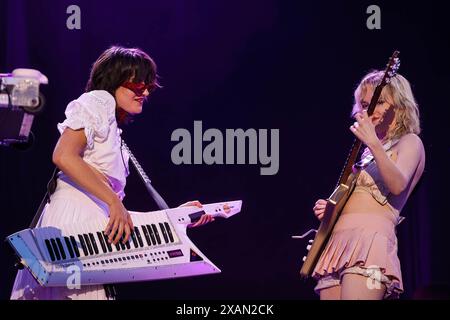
(313, 199, 327, 221)
(105, 199, 134, 245)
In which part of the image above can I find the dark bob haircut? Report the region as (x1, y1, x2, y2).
(86, 46, 160, 94)
(85, 46, 160, 124)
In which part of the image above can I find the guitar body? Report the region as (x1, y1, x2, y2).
(299, 50, 401, 278)
(299, 172, 359, 278)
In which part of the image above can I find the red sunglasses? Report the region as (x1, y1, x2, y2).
(121, 82, 156, 96)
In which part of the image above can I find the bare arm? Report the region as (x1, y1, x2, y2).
(350, 110, 424, 196)
(53, 128, 133, 244)
(53, 128, 119, 205)
(368, 133, 424, 195)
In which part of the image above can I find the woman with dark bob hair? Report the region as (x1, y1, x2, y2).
(10, 46, 212, 300)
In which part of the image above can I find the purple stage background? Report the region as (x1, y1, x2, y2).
(1, 0, 449, 299)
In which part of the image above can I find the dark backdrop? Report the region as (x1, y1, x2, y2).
(1, 0, 449, 300)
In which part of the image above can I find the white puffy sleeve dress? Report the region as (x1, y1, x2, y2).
(10, 90, 130, 300)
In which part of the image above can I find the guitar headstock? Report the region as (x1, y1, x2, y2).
(381, 50, 400, 86)
(364, 50, 401, 117)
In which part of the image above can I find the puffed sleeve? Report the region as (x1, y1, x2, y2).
(57, 90, 116, 149)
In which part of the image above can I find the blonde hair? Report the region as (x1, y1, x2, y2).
(352, 70, 421, 141)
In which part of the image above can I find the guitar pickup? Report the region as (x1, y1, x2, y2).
(328, 184, 350, 205)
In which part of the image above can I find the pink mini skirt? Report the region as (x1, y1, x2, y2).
(312, 212, 403, 298)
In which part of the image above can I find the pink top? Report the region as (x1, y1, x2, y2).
(352, 139, 404, 224)
(57, 90, 130, 200)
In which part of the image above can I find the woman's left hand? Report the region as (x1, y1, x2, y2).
(178, 200, 215, 227)
(350, 110, 380, 148)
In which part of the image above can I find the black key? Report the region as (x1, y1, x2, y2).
(55, 238, 67, 260)
(44, 239, 56, 261)
(102, 232, 113, 252)
(64, 237, 75, 259)
(146, 225, 156, 245)
(141, 225, 151, 246)
(78, 235, 89, 256)
(118, 236, 126, 250)
(124, 237, 131, 250)
(88, 233, 99, 254)
(96, 232, 107, 253)
(151, 224, 162, 245)
(101, 231, 112, 252)
(70, 236, 80, 257)
(82, 234, 94, 255)
(164, 222, 174, 242)
(130, 231, 138, 248)
(119, 235, 130, 250)
(50, 238, 61, 260)
(111, 232, 121, 251)
(159, 223, 169, 243)
(134, 227, 144, 247)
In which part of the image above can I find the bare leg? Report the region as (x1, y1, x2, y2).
(319, 285, 341, 300)
(340, 273, 386, 300)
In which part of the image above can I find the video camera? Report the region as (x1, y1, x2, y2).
(0, 69, 48, 148)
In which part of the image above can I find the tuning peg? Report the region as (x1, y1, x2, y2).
(308, 239, 313, 244)
(302, 256, 307, 262)
(306, 245, 312, 251)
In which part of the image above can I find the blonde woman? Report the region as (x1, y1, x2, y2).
(312, 71, 425, 300)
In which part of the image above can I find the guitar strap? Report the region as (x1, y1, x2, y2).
(29, 166, 58, 229)
(120, 138, 170, 210)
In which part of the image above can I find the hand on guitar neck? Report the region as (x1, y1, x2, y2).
(178, 200, 215, 228)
